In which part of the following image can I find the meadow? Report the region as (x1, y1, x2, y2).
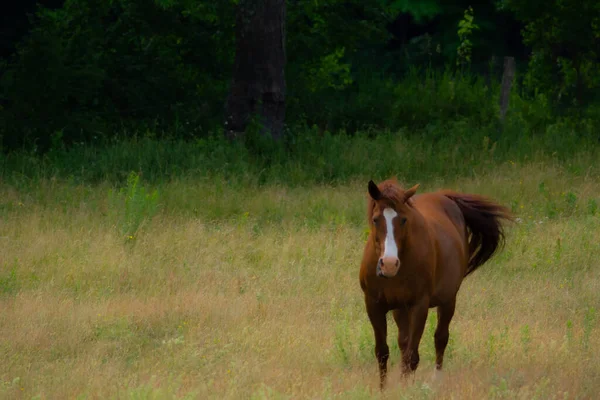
(0, 130, 599, 399)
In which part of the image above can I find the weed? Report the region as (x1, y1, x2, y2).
(520, 325, 531, 354)
(333, 315, 351, 366)
(564, 191, 578, 215)
(587, 198, 598, 216)
(582, 307, 597, 351)
(250, 384, 290, 400)
(0, 264, 19, 295)
(538, 181, 558, 219)
(565, 320, 574, 347)
(108, 171, 160, 239)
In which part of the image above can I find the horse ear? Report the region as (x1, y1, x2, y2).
(403, 184, 420, 202)
(368, 180, 382, 200)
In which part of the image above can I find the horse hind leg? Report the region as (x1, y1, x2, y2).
(434, 299, 456, 370)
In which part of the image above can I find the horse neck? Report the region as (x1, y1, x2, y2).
(401, 207, 431, 261)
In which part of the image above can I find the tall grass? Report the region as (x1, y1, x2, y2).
(0, 159, 599, 398)
(1, 120, 598, 191)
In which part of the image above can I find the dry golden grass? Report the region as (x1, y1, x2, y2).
(0, 162, 599, 399)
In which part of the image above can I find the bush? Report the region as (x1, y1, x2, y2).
(0, 0, 234, 151)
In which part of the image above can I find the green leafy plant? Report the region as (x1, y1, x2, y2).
(457, 6, 479, 68)
(108, 171, 160, 240)
(587, 199, 598, 216)
(306, 47, 353, 93)
(0, 266, 19, 295)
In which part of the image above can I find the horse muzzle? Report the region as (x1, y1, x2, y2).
(376, 257, 400, 278)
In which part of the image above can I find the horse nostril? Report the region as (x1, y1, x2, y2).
(395, 260, 400, 267)
(378, 258, 383, 266)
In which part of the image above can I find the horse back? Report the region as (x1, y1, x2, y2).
(412, 193, 464, 230)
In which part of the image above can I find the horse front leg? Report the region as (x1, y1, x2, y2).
(402, 297, 429, 375)
(366, 300, 389, 389)
(393, 308, 409, 358)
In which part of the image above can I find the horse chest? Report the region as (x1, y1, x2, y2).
(365, 279, 422, 308)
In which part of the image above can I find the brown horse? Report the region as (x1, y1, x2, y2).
(359, 178, 512, 388)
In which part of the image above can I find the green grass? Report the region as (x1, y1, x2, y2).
(0, 130, 599, 399)
(2, 108, 599, 188)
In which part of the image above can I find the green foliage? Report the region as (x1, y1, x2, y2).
(1, 0, 412, 150)
(565, 319, 574, 346)
(287, 0, 393, 66)
(330, 302, 374, 366)
(306, 47, 353, 92)
(456, 6, 479, 67)
(289, 67, 499, 135)
(108, 171, 160, 239)
(382, 0, 442, 22)
(504, 0, 600, 107)
(0, 265, 19, 296)
(0, 0, 599, 151)
(588, 199, 598, 216)
(390, 68, 495, 130)
(0, 0, 235, 150)
(1, 104, 598, 192)
(285, 0, 397, 126)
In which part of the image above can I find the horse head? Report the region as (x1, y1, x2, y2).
(367, 179, 419, 278)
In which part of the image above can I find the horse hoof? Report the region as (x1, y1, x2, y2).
(431, 368, 444, 384)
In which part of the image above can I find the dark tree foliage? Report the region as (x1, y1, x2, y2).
(0, 0, 597, 151)
(1, 0, 235, 150)
(504, 0, 600, 107)
(0, 0, 64, 59)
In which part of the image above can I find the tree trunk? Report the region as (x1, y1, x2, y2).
(498, 56, 515, 125)
(224, 0, 286, 141)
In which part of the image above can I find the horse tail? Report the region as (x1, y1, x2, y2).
(443, 192, 513, 277)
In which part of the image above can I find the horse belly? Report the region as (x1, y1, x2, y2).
(431, 225, 467, 306)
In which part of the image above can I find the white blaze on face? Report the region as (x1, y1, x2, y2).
(382, 208, 398, 258)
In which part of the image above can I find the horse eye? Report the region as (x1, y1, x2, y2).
(372, 217, 379, 225)
(400, 217, 407, 226)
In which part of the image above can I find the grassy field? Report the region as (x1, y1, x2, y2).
(1, 134, 599, 399)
